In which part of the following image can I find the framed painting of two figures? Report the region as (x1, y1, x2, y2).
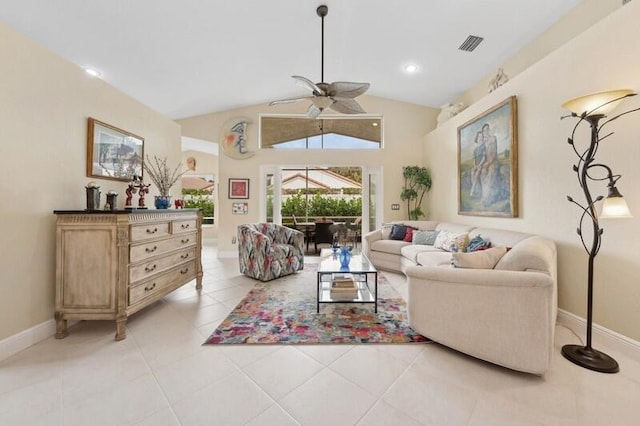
(457, 96, 518, 217)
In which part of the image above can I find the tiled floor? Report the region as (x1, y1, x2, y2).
(1, 241, 640, 425)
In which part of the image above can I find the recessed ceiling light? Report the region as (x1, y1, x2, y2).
(83, 66, 102, 78)
(403, 63, 419, 74)
(372, 122, 379, 127)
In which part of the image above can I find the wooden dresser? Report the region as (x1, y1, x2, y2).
(53, 209, 203, 340)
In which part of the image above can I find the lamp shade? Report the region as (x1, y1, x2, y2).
(561, 89, 635, 116)
(600, 196, 633, 219)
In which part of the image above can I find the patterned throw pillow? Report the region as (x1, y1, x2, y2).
(403, 227, 414, 242)
(466, 234, 492, 252)
(434, 231, 469, 252)
(412, 230, 440, 245)
(452, 246, 508, 269)
(380, 224, 394, 239)
(390, 224, 408, 240)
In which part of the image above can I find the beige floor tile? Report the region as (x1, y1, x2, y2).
(279, 368, 377, 426)
(329, 345, 411, 397)
(243, 346, 323, 399)
(63, 374, 169, 426)
(0, 377, 62, 426)
(172, 371, 274, 425)
(295, 344, 354, 366)
(383, 366, 477, 425)
(245, 403, 301, 426)
(356, 400, 421, 426)
(153, 347, 239, 404)
(133, 407, 181, 426)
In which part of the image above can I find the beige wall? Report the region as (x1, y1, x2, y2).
(181, 150, 219, 239)
(456, 0, 621, 108)
(425, 2, 640, 340)
(0, 23, 181, 341)
(179, 95, 438, 253)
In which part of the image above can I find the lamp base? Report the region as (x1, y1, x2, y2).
(561, 344, 619, 373)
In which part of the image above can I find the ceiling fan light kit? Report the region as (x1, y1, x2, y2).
(269, 5, 370, 119)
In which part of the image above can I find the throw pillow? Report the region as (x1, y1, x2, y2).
(380, 224, 393, 239)
(412, 230, 440, 245)
(452, 246, 508, 269)
(403, 227, 414, 242)
(434, 231, 469, 252)
(466, 234, 492, 252)
(389, 224, 408, 240)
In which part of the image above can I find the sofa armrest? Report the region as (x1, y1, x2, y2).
(362, 229, 383, 258)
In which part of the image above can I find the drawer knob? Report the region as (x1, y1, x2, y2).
(180, 253, 190, 259)
(181, 238, 190, 244)
(144, 264, 157, 272)
(181, 224, 190, 229)
(180, 268, 189, 274)
(146, 227, 158, 234)
(144, 283, 156, 292)
(145, 245, 158, 253)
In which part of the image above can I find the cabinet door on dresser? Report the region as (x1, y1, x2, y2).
(56, 221, 118, 314)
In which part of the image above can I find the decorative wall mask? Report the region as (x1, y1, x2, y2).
(220, 117, 254, 159)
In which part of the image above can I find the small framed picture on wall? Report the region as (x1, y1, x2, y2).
(228, 178, 249, 199)
(232, 202, 248, 215)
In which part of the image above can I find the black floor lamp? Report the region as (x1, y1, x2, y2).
(560, 89, 638, 373)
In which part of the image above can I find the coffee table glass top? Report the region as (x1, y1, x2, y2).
(318, 248, 377, 274)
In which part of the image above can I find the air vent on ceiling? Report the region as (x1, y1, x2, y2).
(459, 35, 484, 52)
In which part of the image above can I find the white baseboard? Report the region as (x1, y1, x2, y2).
(557, 309, 640, 363)
(0, 319, 56, 362)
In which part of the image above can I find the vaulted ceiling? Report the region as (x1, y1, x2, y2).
(0, 0, 581, 119)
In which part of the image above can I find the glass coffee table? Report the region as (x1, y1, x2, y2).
(317, 248, 378, 313)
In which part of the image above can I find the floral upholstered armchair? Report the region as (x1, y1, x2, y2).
(238, 223, 304, 281)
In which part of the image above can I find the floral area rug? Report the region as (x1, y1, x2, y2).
(203, 265, 428, 345)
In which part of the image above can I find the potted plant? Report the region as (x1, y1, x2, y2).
(400, 166, 432, 220)
(143, 155, 185, 209)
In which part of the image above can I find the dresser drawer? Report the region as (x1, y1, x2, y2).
(173, 219, 197, 235)
(130, 233, 196, 262)
(128, 260, 197, 306)
(130, 222, 170, 241)
(129, 247, 196, 284)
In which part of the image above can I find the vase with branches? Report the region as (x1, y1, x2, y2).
(400, 166, 432, 220)
(142, 155, 185, 208)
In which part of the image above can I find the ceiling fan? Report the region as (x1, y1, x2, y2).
(269, 5, 370, 119)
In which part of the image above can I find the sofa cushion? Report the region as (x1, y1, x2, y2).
(370, 239, 409, 255)
(401, 244, 442, 263)
(412, 230, 439, 245)
(452, 246, 508, 269)
(434, 231, 469, 252)
(390, 224, 408, 240)
(416, 251, 452, 267)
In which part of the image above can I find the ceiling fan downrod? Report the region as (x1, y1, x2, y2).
(317, 5, 328, 84)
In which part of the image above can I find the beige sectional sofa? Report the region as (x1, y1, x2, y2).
(362, 221, 557, 375)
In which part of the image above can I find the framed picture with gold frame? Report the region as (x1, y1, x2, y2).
(457, 96, 518, 217)
(87, 118, 144, 182)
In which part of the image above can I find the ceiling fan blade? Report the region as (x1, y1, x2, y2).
(327, 81, 370, 98)
(269, 96, 315, 106)
(329, 98, 366, 114)
(292, 75, 325, 95)
(307, 103, 322, 119)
